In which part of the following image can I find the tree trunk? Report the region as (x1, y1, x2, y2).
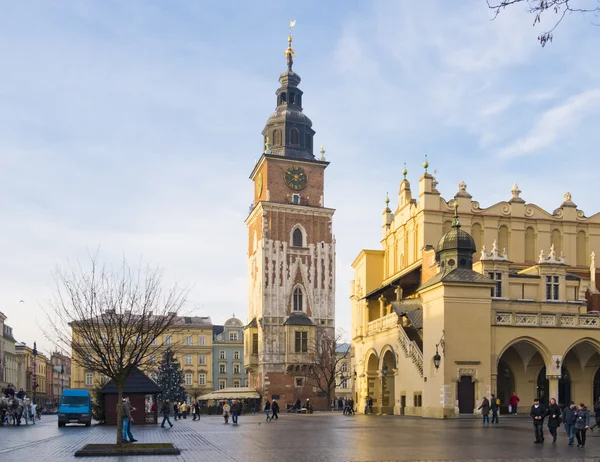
(116, 386, 123, 445)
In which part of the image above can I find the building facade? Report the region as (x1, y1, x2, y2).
(351, 165, 600, 418)
(0, 312, 5, 386)
(244, 32, 336, 408)
(71, 316, 214, 399)
(212, 316, 247, 390)
(15, 342, 47, 405)
(2, 324, 18, 389)
(335, 343, 352, 402)
(47, 352, 71, 405)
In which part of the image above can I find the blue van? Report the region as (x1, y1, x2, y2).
(58, 389, 92, 427)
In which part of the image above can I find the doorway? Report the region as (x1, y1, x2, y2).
(458, 376, 475, 414)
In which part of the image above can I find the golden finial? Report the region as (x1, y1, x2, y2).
(423, 154, 429, 172)
(385, 192, 390, 206)
(452, 202, 461, 228)
(285, 19, 296, 71)
(402, 162, 408, 180)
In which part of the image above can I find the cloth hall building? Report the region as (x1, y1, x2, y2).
(350, 164, 600, 418)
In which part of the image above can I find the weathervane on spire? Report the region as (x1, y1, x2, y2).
(285, 19, 296, 71)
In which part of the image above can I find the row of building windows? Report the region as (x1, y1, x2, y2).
(218, 363, 242, 374)
(267, 129, 313, 150)
(488, 271, 562, 301)
(218, 379, 248, 389)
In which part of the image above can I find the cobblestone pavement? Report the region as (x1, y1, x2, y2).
(1, 413, 600, 461)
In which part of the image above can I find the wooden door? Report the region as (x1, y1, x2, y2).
(458, 376, 474, 414)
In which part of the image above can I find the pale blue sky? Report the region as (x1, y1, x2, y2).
(1, 1, 599, 354)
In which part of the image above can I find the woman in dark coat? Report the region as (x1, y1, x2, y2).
(478, 397, 490, 424)
(575, 403, 590, 448)
(546, 398, 561, 443)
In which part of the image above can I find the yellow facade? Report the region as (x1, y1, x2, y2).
(70, 316, 214, 398)
(15, 342, 47, 404)
(351, 169, 600, 418)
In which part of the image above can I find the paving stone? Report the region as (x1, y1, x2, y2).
(1, 413, 599, 461)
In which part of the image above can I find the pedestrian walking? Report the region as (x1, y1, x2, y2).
(269, 399, 279, 421)
(192, 401, 200, 421)
(120, 399, 131, 443)
(530, 398, 546, 444)
(491, 394, 500, 424)
(590, 397, 600, 431)
(478, 396, 490, 424)
(509, 392, 520, 415)
(264, 399, 271, 421)
(575, 403, 590, 448)
(160, 399, 173, 428)
(124, 397, 137, 442)
(547, 398, 561, 443)
(223, 401, 230, 424)
(563, 401, 577, 446)
(231, 400, 240, 425)
(349, 398, 355, 415)
(181, 401, 187, 419)
(368, 396, 373, 414)
(173, 402, 179, 421)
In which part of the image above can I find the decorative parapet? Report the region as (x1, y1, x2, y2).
(495, 311, 599, 328)
(538, 244, 566, 265)
(480, 240, 508, 261)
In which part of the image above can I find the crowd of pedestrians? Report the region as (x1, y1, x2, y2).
(477, 392, 600, 449)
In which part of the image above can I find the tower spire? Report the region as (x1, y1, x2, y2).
(285, 19, 296, 71)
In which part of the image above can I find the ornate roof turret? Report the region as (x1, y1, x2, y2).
(436, 203, 477, 272)
(262, 21, 316, 160)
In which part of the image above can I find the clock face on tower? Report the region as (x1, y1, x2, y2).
(284, 166, 307, 191)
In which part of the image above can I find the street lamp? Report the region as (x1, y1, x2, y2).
(32, 341, 38, 405)
(433, 331, 445, 370)
(60, 364, 65, 396)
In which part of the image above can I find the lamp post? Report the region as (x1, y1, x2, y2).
(32, 341, 38, 405)
(60, 364, 65, 396)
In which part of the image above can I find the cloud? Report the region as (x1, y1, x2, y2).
(498, 89, 600, 158)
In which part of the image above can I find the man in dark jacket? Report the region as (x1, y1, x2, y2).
(160, 399, 173, 428)
(530, 398, 547, 444)
(269, 399, 280, 421)
(490, 394, 499, 424)
(563, 401, 577, 446)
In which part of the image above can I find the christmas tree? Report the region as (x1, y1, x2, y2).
(156, 348, 187, 403)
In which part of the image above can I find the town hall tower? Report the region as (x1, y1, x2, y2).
(244, 30, 336, 408)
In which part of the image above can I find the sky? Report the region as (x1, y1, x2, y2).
(1, 1, 600, 356)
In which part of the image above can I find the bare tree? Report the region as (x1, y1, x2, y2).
(488, 0, 600, 46)
(46, 256, 188, 445)
(304, 329, 350, 408)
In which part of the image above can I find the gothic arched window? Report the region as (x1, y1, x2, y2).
(290, 128, 299, 145)
(293, 286, 304, 312)
(273, 129, 282, 146)
(279, 92, 287, 104)
(292, 228, 303, 247)
(289, 93, 296, 105)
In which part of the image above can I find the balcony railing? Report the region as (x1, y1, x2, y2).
(366, 313, 398, 336)
(494, 311, 600, 328)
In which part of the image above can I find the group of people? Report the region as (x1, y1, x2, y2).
(531, 398, 598, 447)
(159, 399, 202, 428)
(477, 394, 501, 424)
(222, 399, 243, 425)
(3, 385, 26, 400)
(332, 397, 355, 415)
(264, 399, 280, 422)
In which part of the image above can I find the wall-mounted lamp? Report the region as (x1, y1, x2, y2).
(433, 331, 445, 370)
